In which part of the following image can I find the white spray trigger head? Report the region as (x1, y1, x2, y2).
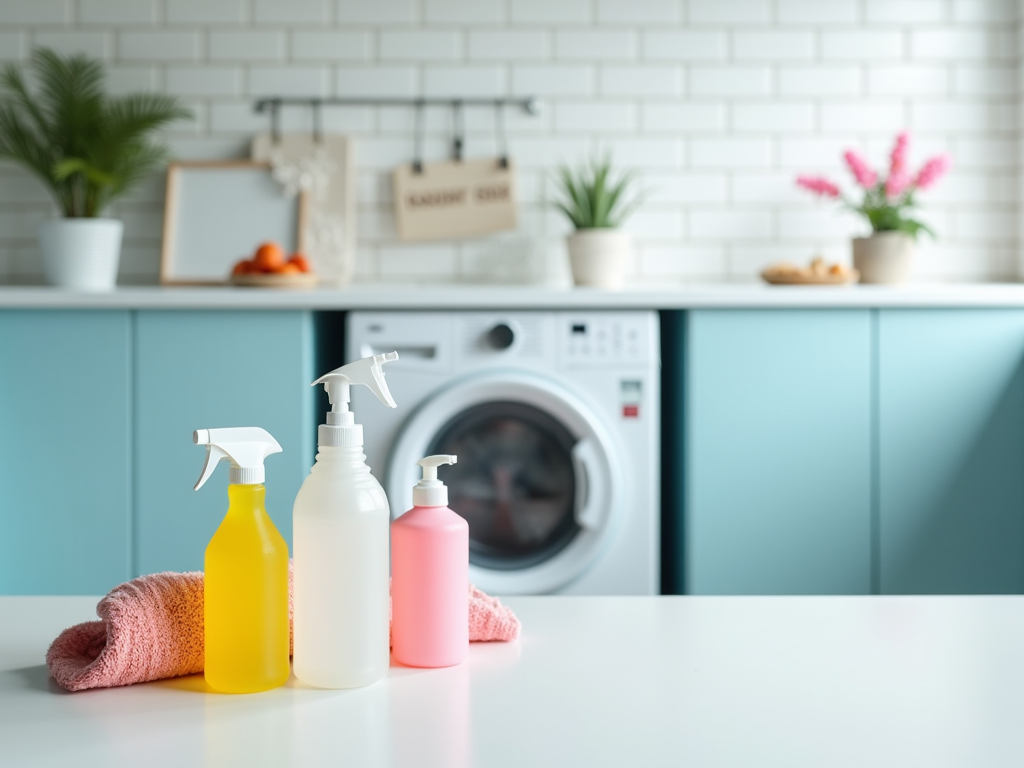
(311, 352, 399, 448)
(313, 351, 399, 410)
(413, 454, 457, 507)
(193, 427, 283, 490)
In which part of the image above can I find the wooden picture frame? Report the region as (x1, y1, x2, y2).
(160, 160, 308, 285)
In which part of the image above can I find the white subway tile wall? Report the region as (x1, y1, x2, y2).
(0, 0, 1018, 284)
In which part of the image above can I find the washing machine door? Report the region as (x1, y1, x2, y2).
(387, 370, 623, 595)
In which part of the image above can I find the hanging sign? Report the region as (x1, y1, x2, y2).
(392, 158, 518, 242)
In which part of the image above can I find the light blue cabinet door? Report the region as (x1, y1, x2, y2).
(135, 311, 313, 574)
(0, 310, 131, 594)
(686, 310, 872, 594)
(879, 310, 1024, 594)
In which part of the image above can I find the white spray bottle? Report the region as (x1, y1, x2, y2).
(292, 352, 399, 689)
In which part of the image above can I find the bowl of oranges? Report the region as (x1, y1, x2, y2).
(230, 242, 317, 288)
(761, 257, 858, 286)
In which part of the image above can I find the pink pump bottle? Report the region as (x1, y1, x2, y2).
(391, 455, 468, 668)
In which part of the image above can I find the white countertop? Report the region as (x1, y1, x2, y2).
(4, 282, 1024, 309)
(3, 595, 1022, 768)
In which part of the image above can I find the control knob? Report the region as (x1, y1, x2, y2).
(486, 322, 515, 350)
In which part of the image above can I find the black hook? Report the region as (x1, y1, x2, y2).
(495, 100, 508, 169)
(412, 99, 425, 174)
(312, 99, 323, 145)
(270, 99, 281, 145)
(452, 100, 464, 162)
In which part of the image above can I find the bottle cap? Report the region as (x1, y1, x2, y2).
(413, 454, 457, 507)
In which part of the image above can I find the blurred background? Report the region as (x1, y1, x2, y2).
(0, 0, 1017, 286)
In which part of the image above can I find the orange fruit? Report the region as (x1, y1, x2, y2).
(287, 253, 311, 273)
(253, 242, 285, 272)
(278, 262, 301, 275)
(231, 259, 253, 275)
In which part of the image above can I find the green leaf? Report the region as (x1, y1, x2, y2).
(895, 218, 936, 241)
(556, 165, 584, 226)
(0, 62, 51, 142)
(53, 157, 116, 187)
(552, 200, 583, 229)
(603, 169, 638, 227)
(591, 161, 610, 227)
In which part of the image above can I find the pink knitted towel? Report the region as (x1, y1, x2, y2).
(46, 569, 520, 692)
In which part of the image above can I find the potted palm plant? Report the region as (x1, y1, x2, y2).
(796, 131, 951, 284)
(0, 48, 191, 290)
(552, 155, 644, 289)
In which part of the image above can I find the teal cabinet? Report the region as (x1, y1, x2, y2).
(879, 310, 1024, 594)
(684, 310, 872, 595)
(135, 311, 314, 574)
(7, 305, 1023, 596)
(0, 310, 132, 594)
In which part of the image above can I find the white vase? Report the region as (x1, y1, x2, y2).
(852, 232, 914, 285)
(38, 218, 124, 291)
(566, 229, 632, 289)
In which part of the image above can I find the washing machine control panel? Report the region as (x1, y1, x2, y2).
(562, 314, 651, 364)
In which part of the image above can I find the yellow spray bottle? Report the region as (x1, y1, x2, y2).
(193, 427, 289, 694)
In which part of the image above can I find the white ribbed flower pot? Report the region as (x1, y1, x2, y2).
(566, 229, 632, 289)
(38, 218, 123, 291)
(852, 232, 914, 285)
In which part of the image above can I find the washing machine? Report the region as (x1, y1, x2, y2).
(346, 311, 660, 595)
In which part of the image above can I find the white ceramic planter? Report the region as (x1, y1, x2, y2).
(852, 232, 914, 285)
(38, 218, 124, 291)
(566, 229, 632, 289)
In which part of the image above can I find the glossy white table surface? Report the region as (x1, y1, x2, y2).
(3, 595, 1022, 768)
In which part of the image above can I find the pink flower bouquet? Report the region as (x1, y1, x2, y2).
(796, 132, 950, 240)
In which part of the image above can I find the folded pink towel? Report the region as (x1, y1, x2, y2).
(46, 568, 520, 692)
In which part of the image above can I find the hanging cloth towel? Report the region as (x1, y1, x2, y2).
(46, 565, 520, 692)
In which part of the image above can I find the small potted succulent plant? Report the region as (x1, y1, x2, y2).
(796, 132, 950, 284)
(552, 154, 644, 289)
(0, 48, 191, 290)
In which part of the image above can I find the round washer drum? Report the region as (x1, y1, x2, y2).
(387, 370, 625, 595)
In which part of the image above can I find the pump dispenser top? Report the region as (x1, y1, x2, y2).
(193, 427, 283, 489)
(312, 351, 399, 447)
(413, 454, 457, 506)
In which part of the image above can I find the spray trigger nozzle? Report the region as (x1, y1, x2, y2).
(311, 352, 400, 448)
(192, 427, 282, 490)
(313, 352, 399, 411)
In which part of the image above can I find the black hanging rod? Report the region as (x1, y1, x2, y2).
(254, 96, 540, 114)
